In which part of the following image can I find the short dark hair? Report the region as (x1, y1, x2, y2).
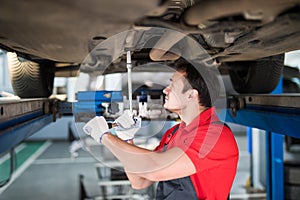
(175, 59, 220, 107)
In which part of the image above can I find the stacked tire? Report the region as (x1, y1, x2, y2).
(285, 161, 300, 199)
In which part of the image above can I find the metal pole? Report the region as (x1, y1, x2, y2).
(126, 51, 133, 113)
(266, 77, 284, 200)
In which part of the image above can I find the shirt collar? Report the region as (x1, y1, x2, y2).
(179, 107, 219, 133)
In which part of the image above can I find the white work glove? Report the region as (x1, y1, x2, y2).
(83, 111, 142, 143)
(83, 116, 109, 143)
(111, 110, 142, 141)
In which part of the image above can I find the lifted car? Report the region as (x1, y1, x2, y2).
(0, 0, 299, 97)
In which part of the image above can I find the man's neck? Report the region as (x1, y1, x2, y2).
(180, 105, 208, 126)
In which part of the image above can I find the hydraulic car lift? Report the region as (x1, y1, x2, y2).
(1, 91, 300, 199)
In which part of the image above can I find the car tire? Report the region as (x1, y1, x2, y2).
(227, 54, 284, 94)
(7, 52, 54, 98)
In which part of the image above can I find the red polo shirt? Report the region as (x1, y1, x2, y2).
(155, 107, 239, 199)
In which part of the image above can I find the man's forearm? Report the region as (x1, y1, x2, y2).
(102, 133, 157, 175)
(125, 172, 154, 189)
(101, 132, 195, 182)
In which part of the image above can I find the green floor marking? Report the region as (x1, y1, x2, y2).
(0, 141, 45, 183)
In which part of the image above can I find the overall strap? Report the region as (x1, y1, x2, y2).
(163, 125, 179, 152)
(211, 121, 231, 129)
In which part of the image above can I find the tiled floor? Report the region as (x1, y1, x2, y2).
(0, 133, 268, 200)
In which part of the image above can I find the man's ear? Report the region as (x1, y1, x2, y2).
(188, 89, 198, 100)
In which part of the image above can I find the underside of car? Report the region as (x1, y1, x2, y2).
(0, 0, 299, 97)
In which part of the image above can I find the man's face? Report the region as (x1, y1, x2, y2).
(163, 71, 189, 114)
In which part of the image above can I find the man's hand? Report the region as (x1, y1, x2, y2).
(114, 110, 135, 128)
(112, 110, 142, 141)
(83, 111, 142, 143)
(111, 117, 141, 141)
(83, 116, 109, 143)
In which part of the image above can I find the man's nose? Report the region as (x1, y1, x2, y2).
(163, 86, 169, 94)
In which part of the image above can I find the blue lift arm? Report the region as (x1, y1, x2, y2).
(222, 94, 300, 138)
(0, 99, 57, 156)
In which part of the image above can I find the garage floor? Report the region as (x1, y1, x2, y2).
(0, 133, 265, 200)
